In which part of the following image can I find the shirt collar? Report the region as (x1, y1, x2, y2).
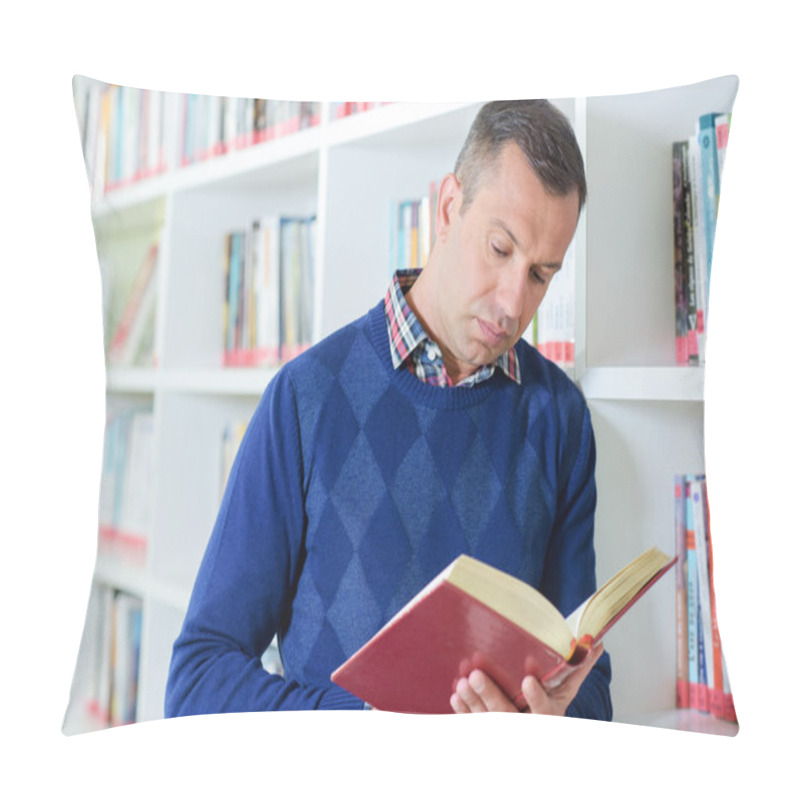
(383, 269, 521, 385)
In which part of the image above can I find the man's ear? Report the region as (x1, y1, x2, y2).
(435, 173, 461, 241)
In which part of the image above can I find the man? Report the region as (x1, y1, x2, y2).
(165, 99, 612, 719)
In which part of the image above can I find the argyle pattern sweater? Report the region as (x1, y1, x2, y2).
(165, 301, 612, 720)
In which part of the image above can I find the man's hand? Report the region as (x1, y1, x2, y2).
(449, 644, 604, 715)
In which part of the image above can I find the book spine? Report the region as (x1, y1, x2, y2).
(697, 113, 721, 287)
(672, 142, 689, 366)
(685, 477, 703, 711)
(680, 142, 700, 366)
(674, 474, 689, 708)
(690, 476, 714, 714)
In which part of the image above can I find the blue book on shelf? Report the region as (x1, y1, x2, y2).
(697, 113, 721, 290)
(227, 232, 243, 353)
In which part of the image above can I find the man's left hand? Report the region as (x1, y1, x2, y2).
(449, 643, 604, 715)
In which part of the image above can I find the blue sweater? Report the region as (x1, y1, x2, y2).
(165, 301, 612, 719)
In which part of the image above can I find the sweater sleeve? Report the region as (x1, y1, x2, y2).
(164, 370, 364, 716)
(541, 395, 613, 721)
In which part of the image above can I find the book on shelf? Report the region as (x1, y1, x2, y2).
(672, 111, 731, 366)
(81, 585, 142, 728)
(222, 214, 316, 367)
(73, 77, 168, 200)
(280, 216, 316, 361)
(531, 238, 576, 369)
(181, 94, 322, 167)
(109, 591, 143, 727)
(674, 475, 690, 709)
(674, 473, 736, 722)
(332, 546, 676, 714)
(106, 241, 160, 367)
(97, 409, 154, 564)
(389, 182, 438, 275)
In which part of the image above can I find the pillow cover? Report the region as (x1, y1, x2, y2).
(63, 75, 739, 735)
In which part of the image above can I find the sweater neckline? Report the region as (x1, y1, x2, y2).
(365, 301, 512, 410)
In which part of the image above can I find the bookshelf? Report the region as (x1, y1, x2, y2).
(65, 76, 739, 735)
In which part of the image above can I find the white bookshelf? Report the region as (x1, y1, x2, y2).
(68, 77, 739, 735)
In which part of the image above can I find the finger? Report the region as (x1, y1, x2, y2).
(450, 691, 470, 713)
(467, 670, 518, 712)
(454, 675, 487, 713)
(534, 643, 606, 714)
(520, 675, 556, 714)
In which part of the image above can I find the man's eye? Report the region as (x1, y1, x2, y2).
(491, 243, 509, 257)
(530, 269, 546, 285)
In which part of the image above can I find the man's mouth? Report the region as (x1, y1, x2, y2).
(477, 318, 507, 348)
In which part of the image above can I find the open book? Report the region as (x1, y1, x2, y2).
(331, 546, 676, 713)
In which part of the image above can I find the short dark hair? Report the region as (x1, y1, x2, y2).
(454, 99, 587, 212)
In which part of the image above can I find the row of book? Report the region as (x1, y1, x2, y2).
(223, 215, 317, 367)
(674, 473, 736, 722)
(73, 77, 391, 200)
(389, 183, 438, 274)
(78, 584, 143, 729)
(97, 409, 155, 565)
(74, 78, 168, 199)
(180, 95, 322, 167)
(672, 112, 731, 366)
(184, 98, 389, 165)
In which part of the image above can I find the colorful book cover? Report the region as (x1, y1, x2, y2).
(672, 142, 689, 365)
(697, 113, 722, 289)
(674, 474, 689, 708)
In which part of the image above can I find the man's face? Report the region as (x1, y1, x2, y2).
(429, 142, 580, 384)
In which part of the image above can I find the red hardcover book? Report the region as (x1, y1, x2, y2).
(332, 547, 676, 714)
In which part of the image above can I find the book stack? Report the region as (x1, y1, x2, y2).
(80, 585, 143, 728)
(672, 112, 731, 366)
(97, 409, 155, 565)
(674, 474, 736, 722)
(531, 239, 576, 368)
(180, 95, 321, 167)
(222, 215, 317, 367)
(389, 182, 438, 274)
(73, 77, 168, 199)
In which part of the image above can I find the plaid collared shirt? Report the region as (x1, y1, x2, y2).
(383, 269, 521, 388)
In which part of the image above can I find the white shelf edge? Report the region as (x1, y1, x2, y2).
(106, 367, 159, 394)
(579, 366, 705, 402)
(105, 366, 278, 397)
(160, 367, 276, 396)
(616, 708, 738, 736)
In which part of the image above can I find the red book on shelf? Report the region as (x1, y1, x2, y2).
(332, 548, 676, 714)
(107, 243, 159, 365)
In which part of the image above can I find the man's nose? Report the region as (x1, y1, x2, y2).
(496, 266, 528, 327)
